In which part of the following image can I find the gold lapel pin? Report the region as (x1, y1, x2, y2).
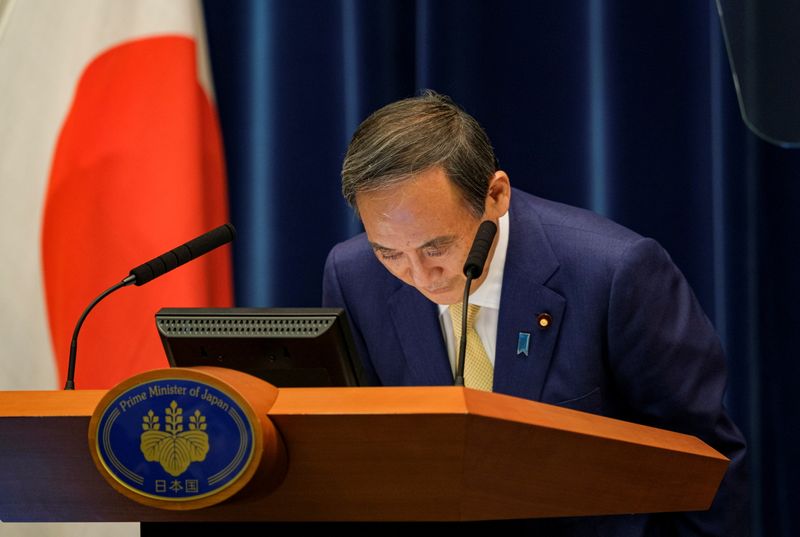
(537, 312, 552, 329)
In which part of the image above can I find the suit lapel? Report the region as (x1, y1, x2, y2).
(495, 277, 565, 400)
(388, 285, 453, 386)
(493, 192, 565, 401)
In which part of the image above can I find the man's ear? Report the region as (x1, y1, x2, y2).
(484, 171, 511, 219)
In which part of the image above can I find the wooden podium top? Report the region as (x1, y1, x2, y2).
(0, 384, 727, 522)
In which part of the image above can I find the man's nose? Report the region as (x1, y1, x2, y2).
(408, 254, 441, 288)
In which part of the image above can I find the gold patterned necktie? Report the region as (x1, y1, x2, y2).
(449, 302, 494, 391)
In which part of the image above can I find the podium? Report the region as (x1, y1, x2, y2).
(0, 366, 728, 522)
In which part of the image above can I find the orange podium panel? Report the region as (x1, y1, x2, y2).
(0, 367, 727, 522)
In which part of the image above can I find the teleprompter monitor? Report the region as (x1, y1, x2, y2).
(155, 308, 366, 387)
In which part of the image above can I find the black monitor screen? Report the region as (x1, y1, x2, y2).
(156, 308, 365, 387)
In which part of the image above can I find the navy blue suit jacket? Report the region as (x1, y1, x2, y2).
(323, 188, 747, 536)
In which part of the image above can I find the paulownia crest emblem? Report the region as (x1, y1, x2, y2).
(140, 401, 209, 477)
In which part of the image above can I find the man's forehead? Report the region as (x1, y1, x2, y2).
(357, 167, 478, 250)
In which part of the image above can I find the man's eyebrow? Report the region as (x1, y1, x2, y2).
(369, 241, 394, 252)
(419, 235, 458, 249)
(369, 235, 458, 252)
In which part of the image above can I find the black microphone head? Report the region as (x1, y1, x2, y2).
(128, 223, 237, 286)
(129, 259, 158, 286)
(463, 220, 498, 279)
(218, 223, 237, 242)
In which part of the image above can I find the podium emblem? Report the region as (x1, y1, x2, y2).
(140, 401, 210, 477)
(91, 377, 255, 504)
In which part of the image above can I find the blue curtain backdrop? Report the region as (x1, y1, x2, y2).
(202, 1, 799, 535)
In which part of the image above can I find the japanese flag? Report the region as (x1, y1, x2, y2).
(0, 0, 233, 391)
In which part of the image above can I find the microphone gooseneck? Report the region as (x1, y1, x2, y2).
(63, 223, 236, 390)
(64, 276, 135, 390)
(454, 220, 498, 386)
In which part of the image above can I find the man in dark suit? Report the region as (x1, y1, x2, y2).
(322, 91, 747, 535)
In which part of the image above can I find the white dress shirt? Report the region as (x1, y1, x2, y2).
(438, 211, 509, 375)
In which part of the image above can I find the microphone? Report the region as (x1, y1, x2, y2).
(454, 220, 497, 386)
(463, 220, 497, 279)
(129, 223, 236, 286)
(63, 223, 236, 390)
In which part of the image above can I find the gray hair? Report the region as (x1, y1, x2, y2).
(341, 91, 498, 218)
